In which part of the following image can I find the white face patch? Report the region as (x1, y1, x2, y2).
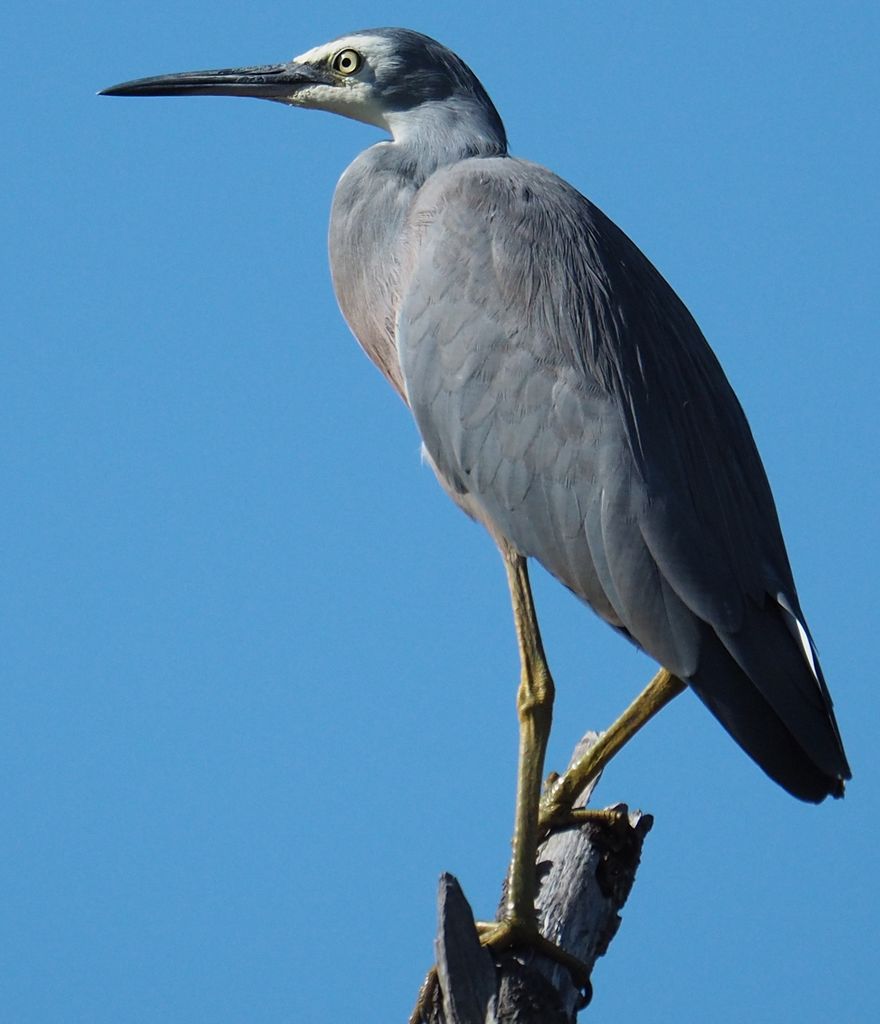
(287, 34, 399, 129)
(293, 34, 397, 67)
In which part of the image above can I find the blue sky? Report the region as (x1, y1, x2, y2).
(3, 2, 878, 1021)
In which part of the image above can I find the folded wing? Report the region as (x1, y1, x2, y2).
(396, 156, 850, 800)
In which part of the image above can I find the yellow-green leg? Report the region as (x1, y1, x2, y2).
(501, 545, 554, 926)
(410, 546, 591, 1023)
(410, 555, 689, 1024)
(476, 545, 592, 984)
(539, 668, 687, 829)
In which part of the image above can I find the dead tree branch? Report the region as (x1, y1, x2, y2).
(410, 733, 652, 1023)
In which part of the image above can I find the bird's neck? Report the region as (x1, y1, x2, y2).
(329, 100, 507, 400)
(385, 98, 508, 175)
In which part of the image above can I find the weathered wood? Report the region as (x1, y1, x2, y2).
(410, 733, 652, 1023)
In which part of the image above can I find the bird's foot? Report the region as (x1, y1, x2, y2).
(538, 780, 628, 833)
(476, 914, 591, 993)
(539, 670, 687, 832)
(408, 914, 591, 1023)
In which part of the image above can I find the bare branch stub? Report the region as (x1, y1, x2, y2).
(412, 732, 652, 1023)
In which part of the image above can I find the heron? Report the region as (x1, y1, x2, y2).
(101, 27, 850, 976)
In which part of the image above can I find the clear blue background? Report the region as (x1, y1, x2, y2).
(3, 2, 877, 1021)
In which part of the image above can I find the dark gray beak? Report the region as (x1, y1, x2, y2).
(100, 61, 332, 100)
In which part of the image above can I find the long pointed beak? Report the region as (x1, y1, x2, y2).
(99, 61, 332, 100)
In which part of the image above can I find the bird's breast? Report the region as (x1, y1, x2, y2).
(329, 153, 420, 401)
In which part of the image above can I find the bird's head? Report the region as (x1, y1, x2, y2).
(100, 27, 506, 147)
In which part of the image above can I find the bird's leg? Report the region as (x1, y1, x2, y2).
(408, 547, 590, 1024)
(474, 546, 592, 988)
(539, 668, 687, 829)
(501, 546, 554, 928)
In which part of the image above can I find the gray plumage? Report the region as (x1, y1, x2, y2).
(101, 27, 850, 801)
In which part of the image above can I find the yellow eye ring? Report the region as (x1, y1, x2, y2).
(332, 49, 362, 76)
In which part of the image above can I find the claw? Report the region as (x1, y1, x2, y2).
(478, 916, 591, 992)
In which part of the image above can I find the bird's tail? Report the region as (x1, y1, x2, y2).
(687, 599, 850, 803)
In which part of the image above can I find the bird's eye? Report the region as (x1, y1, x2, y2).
(332, 49, 362, 76)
